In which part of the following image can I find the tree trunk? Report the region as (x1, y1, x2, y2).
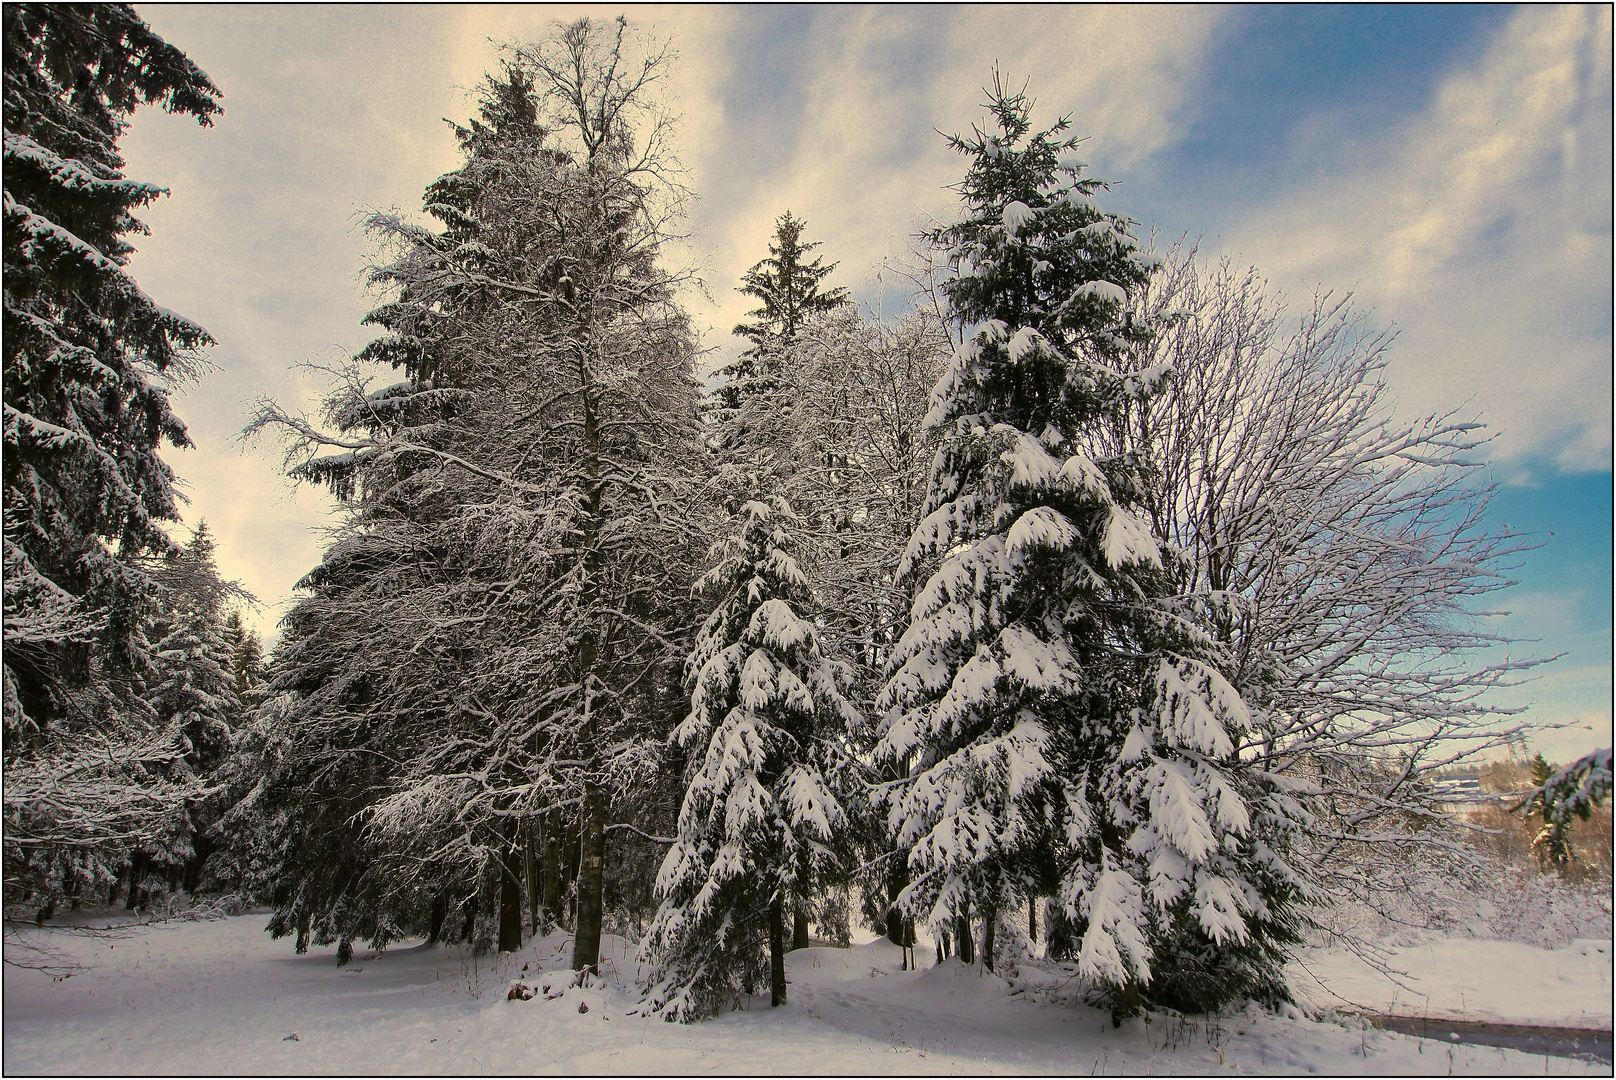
(935, 939, 945, 966)
(542, 810, 562, 931)
(570, 783, 605, 974)
(1028, 898, 1037, 951)
(940, 927, 951, 960)
(525, 822, 538, 936)
(560, 823, 578, 926)
(769, 898, 787, 1007)
(295, 910, 311, 954)
(885, 849, 909, 946)
(498, 835, 523, 953)
(791, 908, 810, 951)
(124, 854, 144, 910)
(428, 893, 447, 944)
(955, 905, 974, 965)
(1110, 979, 1143, 1027)
(982, 911, 996, 973)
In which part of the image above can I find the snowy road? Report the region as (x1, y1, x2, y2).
(4, 915, 1609, 1075)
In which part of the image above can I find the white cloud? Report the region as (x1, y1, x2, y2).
(676, 7, 1228, 371)
(1221, 4, 1612, 471)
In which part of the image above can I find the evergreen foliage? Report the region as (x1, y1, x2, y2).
(2, 2, 222, 912)
(712, 211, 850, 422)
(643, 497, 861, 1018)
(1517, 747, 1613, 870)
(877, 73, 1303, 1020)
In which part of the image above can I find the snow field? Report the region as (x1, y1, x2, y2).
(1293, 938, 1613, 1029)
(4, 914, 1609, 1075)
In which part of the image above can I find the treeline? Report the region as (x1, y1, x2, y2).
(6, 6, 1582, 1024)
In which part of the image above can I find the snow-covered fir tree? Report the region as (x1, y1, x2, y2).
(2, 3, 222, 915)
(221, 610, 265, 695)
(711, 211, 850, 426)
(1517, 748, 1612, 870)
(644, 496, 861, 1018)
(877, 74, 1300, 1020)
(140, 523, 248, 893)
(240, 21, 704, 968)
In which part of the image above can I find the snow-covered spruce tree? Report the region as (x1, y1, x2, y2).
(2, 3, 222, 918)
(761, 305, 953, 946)
(878, 75, 1295, 1020)
(643, 497, 860, 1017)
(1516, 748, 1612, 870)
(138, 521, 248, 896)
(243, 22, 703, 967)
(222, 610, 265, 696)
(710, 211, 850, 431)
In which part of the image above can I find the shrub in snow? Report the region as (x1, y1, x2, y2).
(643, 497, 862, 1019)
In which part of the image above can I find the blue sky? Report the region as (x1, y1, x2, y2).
(121, 4, 1610, 761)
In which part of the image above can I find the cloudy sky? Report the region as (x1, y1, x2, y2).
(121, 4, 1610, 760)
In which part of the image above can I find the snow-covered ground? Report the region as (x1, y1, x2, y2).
(1293, 938, 1612, 1030)
(3, 914, 1609, 1075)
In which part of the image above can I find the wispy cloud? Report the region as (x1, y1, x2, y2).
(1221, 4, 1612, 471)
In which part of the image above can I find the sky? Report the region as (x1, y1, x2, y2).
(119, 4, 1611, 761)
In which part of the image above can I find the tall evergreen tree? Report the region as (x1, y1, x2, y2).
(3, 3, 221, 912)
(644, 497, 860, 1018)
(712, 211, 850, 422)
(878, 74, 1298, 1020)
(241, 20, 703, 968)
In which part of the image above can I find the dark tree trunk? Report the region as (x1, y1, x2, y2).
(125, 854, 144, 910)
(935, 939, 945, 966)
(561, 816, 580, 926)
(184, 835, 215, 895)
(1028, 898, 1037, 950)
(982, 911, 996, 973)
(791, 908, 810, 951)
(1110, 980, 1143, 1027)
(940, 927, 951, 960)
(525, 822, 538, 936)
(769, 898, 787, 1007)
(295, 910, 311, 954)
(542, 810, 563, 931)
(498, 835, 523, 953)
(955, 904, 974, 965)
(886, 851, 909, 946)
(428, 893, 447, 944)
(570, 783, 605, 974)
